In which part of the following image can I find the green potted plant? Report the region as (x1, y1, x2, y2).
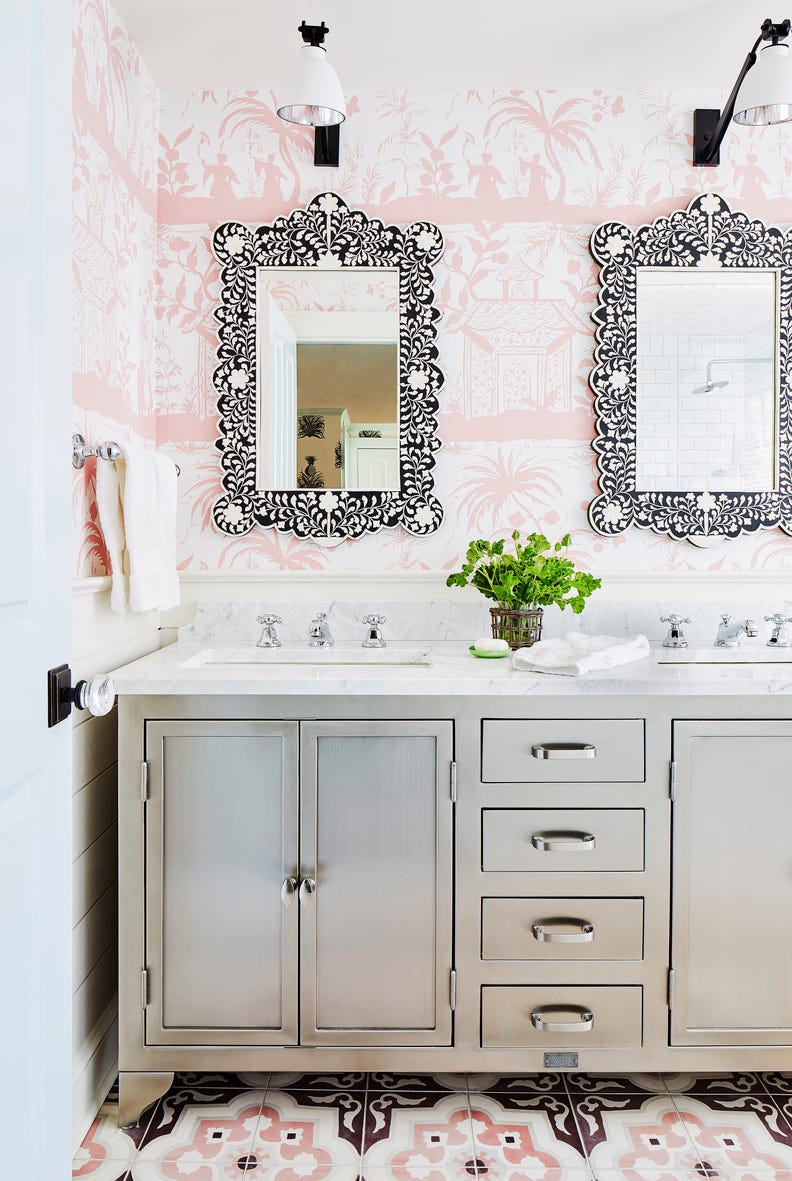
(446, 531, 601, 649)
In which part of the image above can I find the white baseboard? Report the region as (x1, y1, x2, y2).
(72, 999, 118, 1153)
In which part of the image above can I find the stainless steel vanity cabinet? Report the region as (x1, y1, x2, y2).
(299, 721, 454, 1046)
(670, 720, 792, 1047)
(139, 717, 454, 1052)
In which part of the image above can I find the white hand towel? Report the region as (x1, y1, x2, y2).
(96, 442, 180, 613)
(512, 632, 650, 677)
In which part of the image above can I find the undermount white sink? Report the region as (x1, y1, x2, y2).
(656, 645, 792, 665)
(181, 646, 432, 669)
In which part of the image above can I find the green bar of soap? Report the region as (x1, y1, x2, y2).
(472, 637, 509, 654)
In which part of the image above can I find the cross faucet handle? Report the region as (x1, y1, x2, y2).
(765, 613, 792, 648)
(660, 614, 691, 649)
(362, 614, 387, 627)
(257, 613, 283, 626)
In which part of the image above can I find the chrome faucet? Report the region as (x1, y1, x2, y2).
(256, 613, 282, 648)
(308, 611, 334, 648)
(361, 614, 387, 648)
(660, 614, 690, 649)
(765, 613, 792, 648)
(714, 613, 758, 648)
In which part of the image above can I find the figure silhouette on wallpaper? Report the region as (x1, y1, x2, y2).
(254, 153, 287, 201)
(468, 153, 505, 201)
(734, 153, 770, 203)
(202, 152, 238, 200)
(521, 154, 552, 204)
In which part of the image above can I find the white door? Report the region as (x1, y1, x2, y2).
(345, 436, 400, 490)
(257, 290, 297, 488)
(0, 0, 73, 1176)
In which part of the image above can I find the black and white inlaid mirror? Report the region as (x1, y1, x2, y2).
(211, 192, 444, 542)
(588, 193, 792, 545)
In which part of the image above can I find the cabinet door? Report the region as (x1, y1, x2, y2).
(672, 720, 792, 1046)
(145, 721, 299, 1045)
(300, 721, 454, 1045)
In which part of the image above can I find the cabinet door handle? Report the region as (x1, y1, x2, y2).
(531, 742, 596, 760)
(299, 877, 316, 908)
(281, 876, 298, 908)
(531, 830, 596, 852)
(532, 919, 595, 944)
(531, 1005, 594, 1033)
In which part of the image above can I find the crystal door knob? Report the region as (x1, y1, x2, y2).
(72, 674, 115, 717)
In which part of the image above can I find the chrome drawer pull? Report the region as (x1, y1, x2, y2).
(281, 876, 298, 908)
(531, 742, 596, 760)
(299, 876, 316, 908)
(531, 1005, 594, 1033)
(532, 919, 595, 944)
(531, 830, 596, 852)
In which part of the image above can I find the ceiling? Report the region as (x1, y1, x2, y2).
(113, 0, 778, 95)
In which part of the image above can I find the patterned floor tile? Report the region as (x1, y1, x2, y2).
(172, 1073, 266, 1092)
(467, 1073, 568, 1095)
(469, 1090, 589, 1173)
(566, 1075, 667, 1096)
(73, 1091, 159, 1179)
(664, 1076, 765, 1097)
(133, 1091, 266, 1177)
(761, 1075, 792, 1095)
(665, 1093, 792, 1177)
(361, 1091, 475, 1179)
(268, 1073, 367, 1093)
(261, 1088, 367, 1159)
(366, 1073, 467, 1094)
(138, 1083, 264, 1153)
(573, 1091, 703, 1175)
(363, 1087, 470, 1153)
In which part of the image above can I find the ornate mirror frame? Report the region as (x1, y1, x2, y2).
(211, 192, 444, 541)
(588, 193, 792, 544)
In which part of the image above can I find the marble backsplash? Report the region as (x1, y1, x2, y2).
(179, 595, 792, 649)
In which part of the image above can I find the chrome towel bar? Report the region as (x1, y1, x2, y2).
(72, 432, 179, 475)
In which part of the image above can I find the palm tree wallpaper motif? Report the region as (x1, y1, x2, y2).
(358, 429, 382, 438)
(297, 456, 325, 489)
(72, 8, 792, 574)
(334, 442, 342, 470)
(298, 413, 326, 439)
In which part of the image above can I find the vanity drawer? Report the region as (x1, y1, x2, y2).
(482, 808, 645, 872)
(481, 719, 644, 783)
(481, 985, 643, 1048)
(481, 897, 644, 961)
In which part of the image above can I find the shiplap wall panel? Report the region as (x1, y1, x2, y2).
(71, 583, 162, 1150)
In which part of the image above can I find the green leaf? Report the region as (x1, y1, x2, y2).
(445, 531, 601, 613)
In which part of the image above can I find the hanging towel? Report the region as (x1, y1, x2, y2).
(512, 632, 650, 677)
(96, 442, 180, 613)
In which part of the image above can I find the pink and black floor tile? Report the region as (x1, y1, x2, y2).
(663, 1093, 792, 1180)
(467, 1073, 568, 1095)
(133, 1090, 265, 1179)
(263, 1080, 367, 1152)
(663, 1074, 765, 1097)
(566, 1074, 668, 1096)
(572, 1090, 703, 1175)
(361, 1091, 475, 1180)
(467, 1090, 589, 1181)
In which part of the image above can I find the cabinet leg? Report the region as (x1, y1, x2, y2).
(118, 1071, 174, 1127)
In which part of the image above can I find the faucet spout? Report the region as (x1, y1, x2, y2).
(715, 613, 758, 648)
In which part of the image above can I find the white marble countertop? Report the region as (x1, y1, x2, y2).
(108, 640, 792, 697)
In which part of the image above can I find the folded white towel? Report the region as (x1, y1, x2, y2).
(96, 441, 180, 613)
(512, 632, 650, 677)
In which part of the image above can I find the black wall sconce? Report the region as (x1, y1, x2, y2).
(277, 21, 346, 168)
(694, 17, 792, 166)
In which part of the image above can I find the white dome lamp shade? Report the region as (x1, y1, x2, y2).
(277, 21, 346, 167)
(694, 17, 792, 165)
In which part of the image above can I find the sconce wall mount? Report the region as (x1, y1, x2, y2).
(694, 17, 792, 166)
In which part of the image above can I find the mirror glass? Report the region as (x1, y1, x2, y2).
(255, 267, 400, 492)
(635, 270, 777, 492)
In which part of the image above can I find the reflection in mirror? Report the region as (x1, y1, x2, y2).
(636, 270, 776, 493)
(256, 268, 399, 491)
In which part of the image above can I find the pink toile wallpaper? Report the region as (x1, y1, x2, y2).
(73, 0, 792, 578)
